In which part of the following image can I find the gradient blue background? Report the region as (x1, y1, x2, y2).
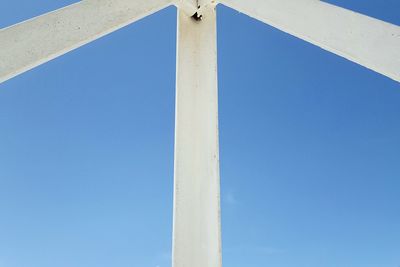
(0, 1, 399, 267)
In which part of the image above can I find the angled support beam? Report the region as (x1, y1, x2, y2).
(220, 0, 400, 82)
(0, 0, 172, 83)
(173, 6, 222, 267)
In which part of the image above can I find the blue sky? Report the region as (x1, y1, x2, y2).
(0, 1, 399, 267)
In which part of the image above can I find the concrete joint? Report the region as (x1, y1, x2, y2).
(175, 0, 217, 17)
(197, 0, 217, 16)
(174, 0, 198, 16)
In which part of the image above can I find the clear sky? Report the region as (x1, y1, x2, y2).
(0, 1, 399, 267)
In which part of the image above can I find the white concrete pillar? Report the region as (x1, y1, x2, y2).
(173, 6, 222, 267)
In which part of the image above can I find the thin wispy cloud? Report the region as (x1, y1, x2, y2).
(224, 190, 238, 205)
(159, 251, 171, 261)
(225, 244, 284, 255)
(153, 251, 171, 267)
(253, 246, 284, 255)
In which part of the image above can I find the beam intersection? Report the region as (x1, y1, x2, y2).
(0, 1, 399, 267)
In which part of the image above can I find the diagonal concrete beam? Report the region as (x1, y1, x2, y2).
(0, 0, 172, 84)
(220, 0, 400, 82)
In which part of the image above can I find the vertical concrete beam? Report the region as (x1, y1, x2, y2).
(173, 6, 222, 267)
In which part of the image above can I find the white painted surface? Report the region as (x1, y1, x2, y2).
(198, 0, 217, 14)
(174, 0, 197, 16)
(1, 0, 398, 265)
(0, 0, 171, 83)
(220, 0, 400, 82)
(173, 6, 222, 267)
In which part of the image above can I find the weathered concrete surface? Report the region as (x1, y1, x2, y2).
(220, 0, 400, 82)
(173, 6, 222, 267)
(0, 0, 172, 83)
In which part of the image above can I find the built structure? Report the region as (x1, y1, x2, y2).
(1, 1, 399, 266)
